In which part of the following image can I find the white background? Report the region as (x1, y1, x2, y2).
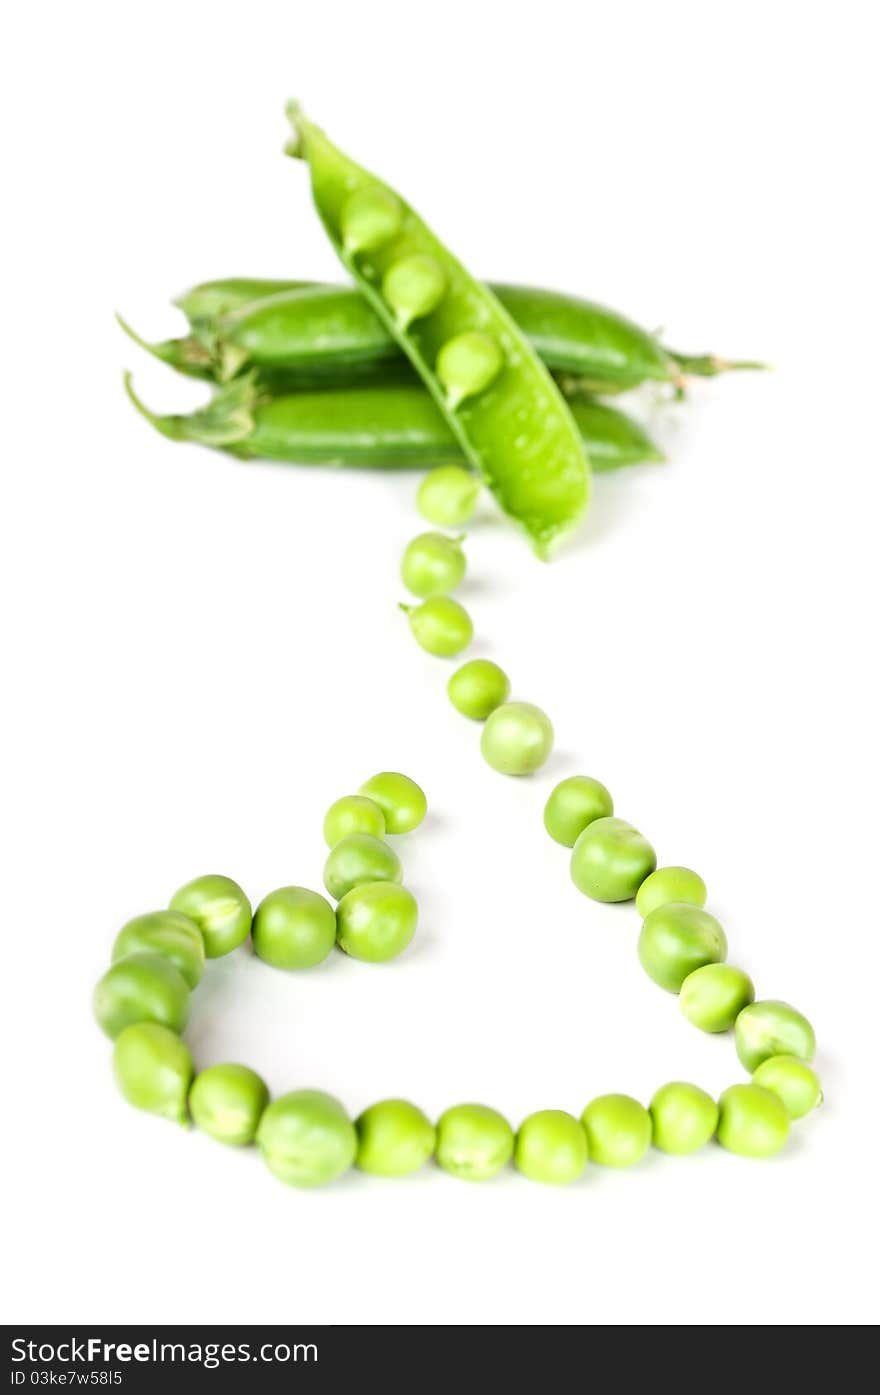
(2, 0, 878, 1327)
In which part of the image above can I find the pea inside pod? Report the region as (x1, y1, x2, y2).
(286, 104, 590, 556)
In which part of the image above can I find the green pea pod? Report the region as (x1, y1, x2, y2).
(117, 312, 418, 389)
(173, 277, 316, 322)
(124, 374, 664, 473)
(172, 277, 764, 389)
(285, 105, 589, 556)
(191, 282, 675, 389)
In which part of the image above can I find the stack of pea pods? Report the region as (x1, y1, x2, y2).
(102, 105, 820, 1187)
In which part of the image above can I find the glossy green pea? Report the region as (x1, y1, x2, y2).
(256, 1090, 357, 1187)
(581, 1094, 652, 1167)
(635, 866, 707, 919)
(287, 106, 589, 556)
(679, 963, 755, 1033)
(172, 276, 758, 392)
(112, 1022, 193, 1125)
(436, 332, 504, 408)
(447, 659, 510, 720)
(383, 255, 447, 328)
(93, 953, 190, 1040)
(649, 1082, 719, 1154)
(169, 874, 251, 959)
(355, 1099, 436, 1176)
(401, 532, 466, 598)
(734, 1000, 816, 1072)
(336, 882, 418, 962)
(252, 886, 337, 970)
(417, 466, 480, 527)
(543, 775, 614, 847)
(323, 794, 386, 847)
(716, 1084, 790, 1158)
(514, 1110, 588, 1185)
(570, 817, 656, 903)
(112, 910, 205, 989)
(358, 771, 427, 833)
(125, 376, 662, 476)
(751, 1055, 822, 1120)
(435, 1103, 515, 1181)
(189, 1064, 269, 1145)
(638, 903, 728, 993)
(480, 702, 554, 776)
(340, 187, 402, 253)
(323, 833, 402, 901)
(402, 596, 473, 657)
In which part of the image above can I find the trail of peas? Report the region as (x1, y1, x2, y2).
(100, 108, 817, 1187)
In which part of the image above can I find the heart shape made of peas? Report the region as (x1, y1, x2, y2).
(93, 763, 820, 1189)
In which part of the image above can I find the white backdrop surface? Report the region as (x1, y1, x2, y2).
(2, 0, 878, 1326)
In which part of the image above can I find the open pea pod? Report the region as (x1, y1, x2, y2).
(286, 105, 589, 557)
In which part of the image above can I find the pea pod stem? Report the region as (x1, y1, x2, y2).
(668, 350, 770, 377)
(116, 314, 214, 379)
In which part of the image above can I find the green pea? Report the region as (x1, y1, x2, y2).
(93, 953, 191, 1040)
(716, 1084, 790, 1158)
(383, 254, 446, 327)
(252, 886, 337, 970)
(358, 771, 427, 834)
(402, 596, 473, 657)
(734, 1000, 816, 1072)
(417, 466, 480, 528)
(355, 1099, 436, 1176)
(570, 817, 656, 903)
(112, 1022, 193, 1125)
(447, 658, 510, 720)
(189, 1063, 269, 1145)
(436, 332, 504, 408)
(514, 1110, 588, 1185)
(112, 910, 205, 989)
(323, 794, 386, 847)
(323, 833, 402, 901)
(401, 532, 466, 598)
(169, 874, 252, 959)
(679, 963, 755, 1033)
(336, 882, 418, 962)
(543, 775, 614, 847)
(751, 1055, 822, 1120)
(435, 1103, 515, 1181)
(256, 1089, 357, 1187)
(581, 1094, 652, 1167)
(637, 903, 728, 993)
(480, 701, 554, 776)
(649, 1082, 719, 1154)
(340, 187, 402, 254)
(635, 866, 707, 919)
